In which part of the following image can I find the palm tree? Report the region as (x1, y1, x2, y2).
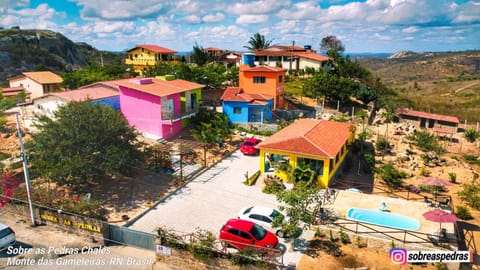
(355, 110, 368, 132)
(244, 33, 273, 51)
(191, 42, 210, 66)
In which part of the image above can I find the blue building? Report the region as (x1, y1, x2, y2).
(220, 87, 273, 123)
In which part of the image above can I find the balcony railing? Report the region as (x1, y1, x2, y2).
(161, 110, 198, 123)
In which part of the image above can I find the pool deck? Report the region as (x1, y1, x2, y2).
(327, 190, 455, 245)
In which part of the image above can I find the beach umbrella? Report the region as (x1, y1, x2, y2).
(422, 209, 458, 230)
(422, 177, 452, 200)
(422, 176, 452, 187)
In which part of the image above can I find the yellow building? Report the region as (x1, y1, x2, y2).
(256, 118, 356, 187)
(125, 44, 177, 75)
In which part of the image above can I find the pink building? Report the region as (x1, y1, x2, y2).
(119, 77, 204, 139)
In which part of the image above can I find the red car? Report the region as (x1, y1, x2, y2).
(219, 219, 279, 251)
(240, 137, 261, 155)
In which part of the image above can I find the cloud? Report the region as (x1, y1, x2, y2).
(202, 12, 224, 23)
(236, 14, 269, 24)
(180, 15, 202, 24)
(73, 0, 168, 20)
(227, 0, 290, 15)
(402, 26, 418, 33)
(8, 3, 62, 20)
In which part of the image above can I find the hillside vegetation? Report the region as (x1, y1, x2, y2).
(0, 28, 124, 86)
(359, 50, 480, 123)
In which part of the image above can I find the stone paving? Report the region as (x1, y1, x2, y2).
(129, 149, 309, 267)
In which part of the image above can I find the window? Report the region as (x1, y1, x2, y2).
(297, 157, 324, 176)
(279, 75, 283, 83)
(253, 76, 266, 84)
(233, 107, 242, 114)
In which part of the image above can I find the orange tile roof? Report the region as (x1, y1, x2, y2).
(119, 78, 204, 97)
(2, 86, 31, 97)
(51, 86, 118, 102)
(396, 108, 460, 124)
(267, 45, 306, 51)
(129, 44, 177, 54)
(220, 87, 272, 103)
(294, 52, 331, 62)
(257, 119, 354, 158)
(204, 47, 222, 51)
(241, 66, 286, 72)
(22, 71, 63, 84)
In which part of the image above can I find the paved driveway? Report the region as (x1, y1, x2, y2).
(129, 149, 309, 267)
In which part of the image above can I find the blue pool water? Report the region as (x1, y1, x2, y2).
(347, 208, 421, 231)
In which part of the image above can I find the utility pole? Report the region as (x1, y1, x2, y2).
(15, 114, 36, 226)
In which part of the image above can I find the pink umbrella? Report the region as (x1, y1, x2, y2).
(423, 209, 458, 230)
(422, 177, 452, 187)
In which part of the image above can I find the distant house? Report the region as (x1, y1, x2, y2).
(119, 77, 204, 139)
(250, 45, 332, 72)
(396, 108, 460, 134)
(8, 71, 63, 100)
(256, 119, 355, 187)
(125, 44, 177, 75)
(32, 82, 121, 118)
(1, 86, 31, 101)
(220, 87, 273, 123)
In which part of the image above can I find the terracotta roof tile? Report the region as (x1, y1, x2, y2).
(204, 47, 222, 51)
(241, 66, 286, 72)
(129, 44, 177, 54)
(294, 52, 331, 62)
(22, 71, 63, 84)
(220, 87, 272, 103)
(257, 119, 353, 158)
(119, 78, 204, 97)
(51, 87, 118, 102)
(396, 108, 460, 124)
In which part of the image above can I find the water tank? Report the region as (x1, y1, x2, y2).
(242, 53, 255, 67)
(304, 45, 312, 50)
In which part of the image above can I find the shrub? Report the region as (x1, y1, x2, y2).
(407, 130, 444, 154)
(339, 229, 350, 244)
(419, 167, 430, 177)
(455, 206, 473, 220)
(188, 229, 216, 259)
(374, 163, 408, 190)
(375, 136, 390, 152)
(464, 129, 480, 143)
(448, 172, 457, 183)
(456, 179, 480, 210)
(262, 181, 284, 194)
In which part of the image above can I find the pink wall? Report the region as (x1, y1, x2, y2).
(119, 86, 183, 139)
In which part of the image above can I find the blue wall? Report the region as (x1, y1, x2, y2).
(222, 99, 273, 123)
(90, 96, 120, 110)
(223, 101, 248, 123)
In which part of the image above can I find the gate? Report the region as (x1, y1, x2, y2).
(109, 224, 157, 250)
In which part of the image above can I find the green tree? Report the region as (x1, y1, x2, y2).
(302, 71, 359, 103)
(374, 163, 408, 191)
(61, 64, 118, 89)
(244, 33, 273, 51)
(191, 109, 232, 166)
(276, 183, 323, 236)
(191, 42, 211, 67)
(457, 179, 480, 210)
(355, 110, 368, 132)
(320, 35, 345, 54)
(26, 102, 143, 188)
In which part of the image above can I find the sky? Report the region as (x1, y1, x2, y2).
(0, 0, 479, 53)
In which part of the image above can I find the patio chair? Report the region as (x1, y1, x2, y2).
(428, 228, 448, 245)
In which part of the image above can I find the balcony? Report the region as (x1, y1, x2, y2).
(161, 110, 198, 124)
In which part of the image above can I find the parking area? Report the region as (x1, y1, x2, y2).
(129, 149, 311, 266)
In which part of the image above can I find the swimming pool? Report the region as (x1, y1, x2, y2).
(347, 208, 421, 231)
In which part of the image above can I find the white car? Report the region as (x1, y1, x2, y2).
(0, 223, 16, 251)
(238, 206, 287, 237)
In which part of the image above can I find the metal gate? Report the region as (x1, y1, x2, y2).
(109, 224, 157, 250)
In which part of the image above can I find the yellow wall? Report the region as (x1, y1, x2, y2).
(259, 131, 355, 187)
(125, 47, 175, 74)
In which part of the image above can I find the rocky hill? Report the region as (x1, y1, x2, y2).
(0, 28, 124, 86)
